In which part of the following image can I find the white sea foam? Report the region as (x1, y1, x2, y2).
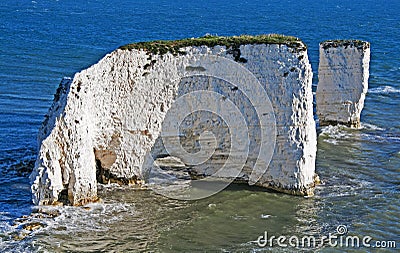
(0, 201, 136, 246)
(319, 122, 389, 145)
(319, 125, 353, 145)
(359, 122, 385, 131)
(368, 86, 400, 94)
(260, 214, 273, 219)
(323, 138, 339, 145)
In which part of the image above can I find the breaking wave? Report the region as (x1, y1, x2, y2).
(368, 86, 400, 94)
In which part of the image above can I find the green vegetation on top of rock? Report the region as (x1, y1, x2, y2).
(119, 34, 305, 55)
(321, 40, 370, 50)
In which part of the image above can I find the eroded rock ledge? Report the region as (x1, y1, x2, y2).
(31, 34, 320, 205)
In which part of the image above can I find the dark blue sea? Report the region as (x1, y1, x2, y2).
(0, 0, 399, 252)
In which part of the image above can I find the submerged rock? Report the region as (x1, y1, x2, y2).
(316, 40, 370, 128)
(22, 222, 46, 231)
(30, 35, 318, 205)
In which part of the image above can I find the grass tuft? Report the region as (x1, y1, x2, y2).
(321, 40, 370, 50)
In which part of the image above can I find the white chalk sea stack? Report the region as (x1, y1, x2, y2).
(30, 35, 318, 205)
(316, 40, 370, 128)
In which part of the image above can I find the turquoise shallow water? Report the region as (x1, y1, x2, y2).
(0, 0, 399, 251)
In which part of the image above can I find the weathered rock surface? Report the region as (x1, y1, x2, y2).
(316, 40, 370, 128)
(30, 35, 317, 205)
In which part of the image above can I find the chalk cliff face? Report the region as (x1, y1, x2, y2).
(30, 35, 317, 205)
(316, 40, 370, 128)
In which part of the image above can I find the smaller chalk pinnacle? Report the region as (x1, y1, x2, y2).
(316, 40, 370, 128)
